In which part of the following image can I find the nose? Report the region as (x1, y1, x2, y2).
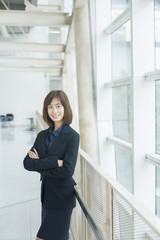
(52, 107, 58, 113)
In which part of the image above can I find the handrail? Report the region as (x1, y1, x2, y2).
(79, 148, 160, 236)
(74, 186, 106, 240)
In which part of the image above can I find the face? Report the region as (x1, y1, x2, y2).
(47, 98, 64, 125)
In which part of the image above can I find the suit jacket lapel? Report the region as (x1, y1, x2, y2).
(47, 124, 71, 154)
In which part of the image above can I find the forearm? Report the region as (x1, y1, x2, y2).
(39, 164, 75, 178)
(23, 155, 58, 171)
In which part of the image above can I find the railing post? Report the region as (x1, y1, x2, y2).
(82, 156, 87, 240)
(106, 184, 113, 240)
(111, 188, 114, 240)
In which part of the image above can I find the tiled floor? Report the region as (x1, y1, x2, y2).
(0, 126, 41, 240)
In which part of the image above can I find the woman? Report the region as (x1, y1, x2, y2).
(23, 90, 80, 240)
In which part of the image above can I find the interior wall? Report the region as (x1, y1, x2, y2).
(0, 72, 49, 126)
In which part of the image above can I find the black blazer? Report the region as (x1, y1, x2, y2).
(23, 124, 80, 210)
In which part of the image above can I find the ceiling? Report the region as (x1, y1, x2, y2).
(0, 0, 73, 79)
(0, 0, 37, 10)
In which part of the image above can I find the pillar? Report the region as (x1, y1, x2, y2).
(74, 1, 98, 162)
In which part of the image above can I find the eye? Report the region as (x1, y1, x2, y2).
(57, 105, 61, 108)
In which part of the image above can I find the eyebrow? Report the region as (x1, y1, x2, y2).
(48, 102, 62, 106)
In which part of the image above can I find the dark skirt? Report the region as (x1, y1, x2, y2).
(37, 205, 73, 240)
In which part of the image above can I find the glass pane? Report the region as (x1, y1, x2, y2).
(115, 144, 133, 193)
(155, 167, 160, 217)
(156, 81, 160, 217)
(155, 0, 160, 69)
(111, 0, 129, 21)
(156, 80, 160, 154)
(112, 21, 131, 81)
(112, 85, 132, 143)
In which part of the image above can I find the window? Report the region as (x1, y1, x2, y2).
(155, 0, 160, 218)
(156, 167, 160, 217)
(111, 0, 130, 21)
(111, 21, 131, 81)
(156, 80, 160, 217)
(113, 84, 132, 193)
(112, 85, 132, 143)
(155, 0, 160, 69)
(156, 80, 160, 154)
(111, 18, 132, 192)
(115, 144, 133, 193)
(101, 0, 157, 220)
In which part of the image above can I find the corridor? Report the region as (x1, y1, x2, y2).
(0, 126, 40, 240)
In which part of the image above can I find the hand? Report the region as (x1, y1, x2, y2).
(29, 148, 39, 159)
(58, 160, 63, 167)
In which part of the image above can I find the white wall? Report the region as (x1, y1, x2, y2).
(0, 72, 49, 126)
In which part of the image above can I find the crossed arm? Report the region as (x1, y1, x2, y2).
(39, 135, 80, 178)
(28, 148, 63, 167)
(23, 133, 80, 178)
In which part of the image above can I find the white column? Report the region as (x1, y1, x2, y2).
(65, 51, 79, 131)
(132, 0, 155, 212)
(74, 2, 98, 162)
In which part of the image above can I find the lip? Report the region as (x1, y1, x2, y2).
(52, 115, 59, 118)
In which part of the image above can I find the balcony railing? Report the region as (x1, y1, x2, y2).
(71, 148, 160, 240)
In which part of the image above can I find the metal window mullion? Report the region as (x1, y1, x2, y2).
(107, 136, 132, 151)
(146, 153, 160, 167)
(145, 70, 160, 81)
(105, 78, 132, 88)
(104, 7, 131, 34)
(111, 188, 114, 240)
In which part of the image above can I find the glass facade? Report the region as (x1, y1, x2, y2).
(156, 167, 160, 217)
(111, 16, 132, 195)
(111, 0, 129, 21)
(111, 21, 131, 81)
(156, 81, 160, 217)
(155, 0, 160, 69)
(156, 80, 160, 154)
(105, 0, 159, 222)
(112, 85, 132, 143)
(115, 144, 133, 193)
(113, 84, 133, 193)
